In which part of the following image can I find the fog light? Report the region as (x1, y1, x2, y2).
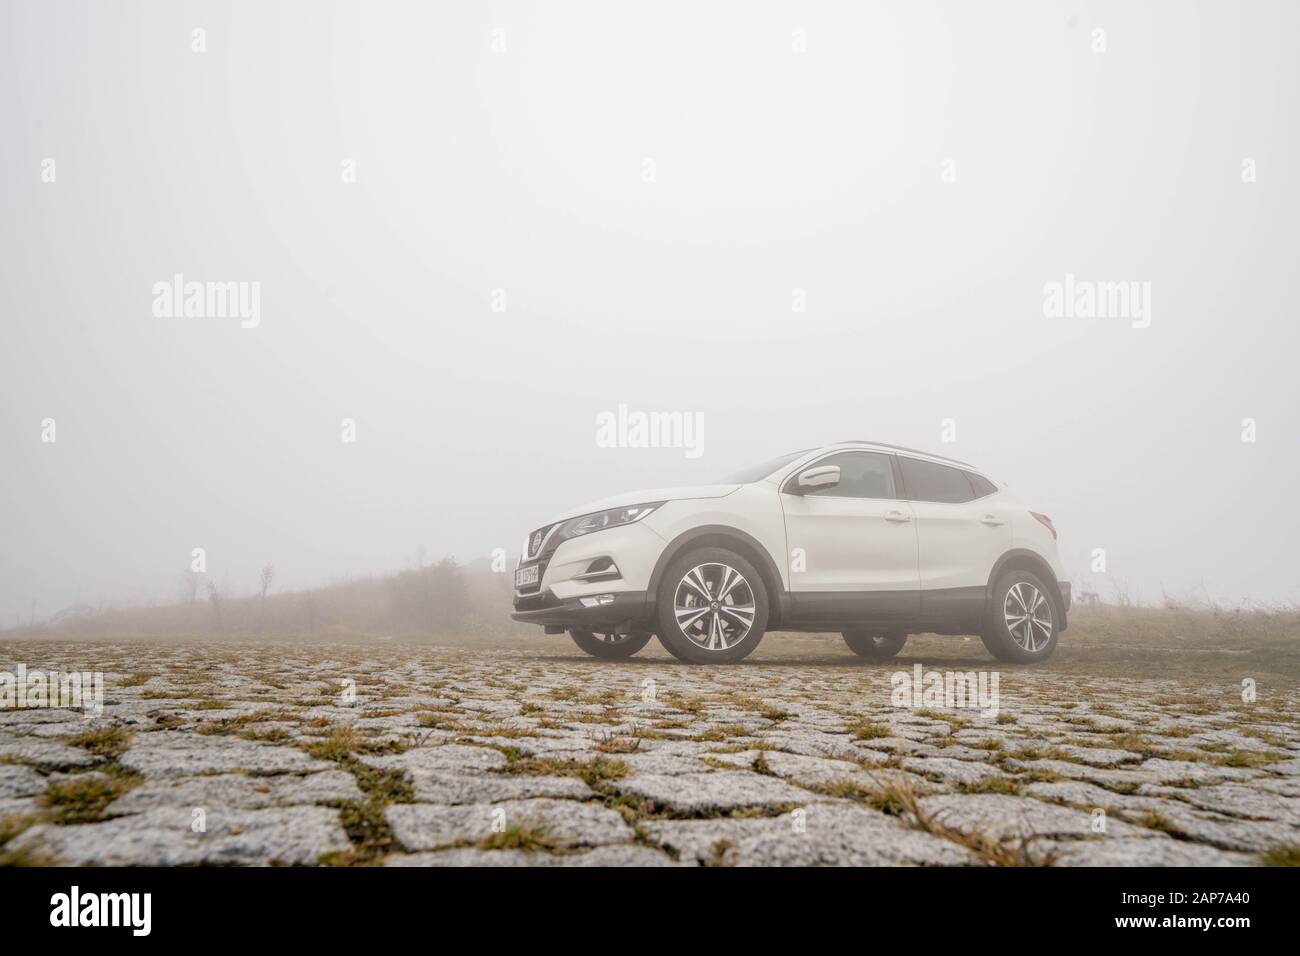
(579, 594, 616, 608)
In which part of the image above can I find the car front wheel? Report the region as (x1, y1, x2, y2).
(654, 547, 769, 664)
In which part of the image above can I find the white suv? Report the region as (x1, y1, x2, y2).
(512, 442, 1070, 665)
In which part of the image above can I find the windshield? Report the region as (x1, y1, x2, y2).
(716, 450, 811, 484)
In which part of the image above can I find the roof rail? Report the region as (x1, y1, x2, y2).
(836, 440, 974, 469)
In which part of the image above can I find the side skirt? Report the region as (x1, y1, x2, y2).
(781, 587, 986, 633)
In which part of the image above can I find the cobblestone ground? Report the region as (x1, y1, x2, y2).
(2, 640, 1298, 866)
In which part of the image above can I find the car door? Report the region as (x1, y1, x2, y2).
(896, 456, 1010, 615)
(779, 451, 920, 617)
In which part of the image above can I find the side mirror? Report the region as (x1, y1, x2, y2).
(794, 464, 840, 494)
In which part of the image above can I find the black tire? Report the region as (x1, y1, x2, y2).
(654, 547, 769, 664)
(655, 633, 693, 662)
(980, 570, 1061, 664)
(569, 629, 652, 660)
(842, 630, 908, 660)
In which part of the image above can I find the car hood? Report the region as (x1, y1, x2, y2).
(546, 485, 740, 524)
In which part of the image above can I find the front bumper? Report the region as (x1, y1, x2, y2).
(511, 590, 652, 631)
(512, 520, 666, 631)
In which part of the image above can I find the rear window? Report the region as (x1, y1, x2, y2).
(899, 457, 976, 503)
(964, 471, 998, 498)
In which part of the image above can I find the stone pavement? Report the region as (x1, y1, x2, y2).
(2, 641, 1297, 866)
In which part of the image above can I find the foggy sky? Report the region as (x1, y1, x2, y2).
(2, 0, 1298, 626)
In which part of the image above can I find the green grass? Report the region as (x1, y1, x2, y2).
(496, 755, 630, 787)
(1260, 844, 1300, 867)
(847, 720, 890, 740)
(42, 772, 139, 824)
(319, 760, 414, 866)
(65, 726, 132, 760)
(304, 724, 409, 761)
(957, 776, 1024, 796)
(1136, 811, 1181, 835)
(476, 820, 558, 852)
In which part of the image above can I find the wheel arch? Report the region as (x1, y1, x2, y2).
(987, 549, 1068, 632)
(647, 525, 787, 627)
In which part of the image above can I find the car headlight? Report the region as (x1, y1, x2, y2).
(555, 503, 664, 542)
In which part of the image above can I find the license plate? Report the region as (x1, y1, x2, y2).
(515, 565, 539, 588)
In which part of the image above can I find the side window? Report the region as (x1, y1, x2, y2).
(964, 471, 997, 498)
(802, 451, 896, 499)
(899, 457, 975, 503)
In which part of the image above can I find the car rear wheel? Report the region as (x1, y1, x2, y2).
(654, 547, 769, 664)
(842, 630, 907, 660)
(980, 571, 1060, 664)
(569, 629, 652, 660)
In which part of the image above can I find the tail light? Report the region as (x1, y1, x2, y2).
(1029, 511, 1057, 540)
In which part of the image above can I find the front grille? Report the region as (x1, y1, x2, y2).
(517, 523, 564, 595)
(525, 523, 557, 561)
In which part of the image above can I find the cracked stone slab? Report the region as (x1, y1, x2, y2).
(118, 731, 332, 777)
(1056, 746, 1143, 767)
(106, 770, 364, 815)
(407, 772, 591, 804)
(1254, 777, 1300, 798)
(1136, 758, 1260, 785)
(358, 743, 507, 774)
(916, 794, 1147, 842)
(0, 796, 41, 817)
(0, 736, 99, 770)
(616, 752, 716, 776)
(854, 736, 937, 756)
(903, 757, 1011, 788)
(465, 734, 597, 757)
(1050, 839, 1256, 867)
(0, 708, 97, 727)
(385, 844, 678, 866)
(612, 771, 814, 814)
(1181, 730, 1285, 753)
(748, 730, 858, 759)
(1171, 783, 1300, 824)
(1025, 781, 1171, 815)
(24, 718, 133, 739)
(0, 763, 46, 799)
(705, 750, 877, 787)
(1261, 758, 1300, 777)
(1143, 804, 1300, 853)
(644, 804, 975, 866)
(1006, 759, 1155, 789)
(9, 806, 350, 865)
(386, 798, 634, 850)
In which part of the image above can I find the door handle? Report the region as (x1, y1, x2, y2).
(884, 510, 912, 523)
(980, 515, 1005, 526)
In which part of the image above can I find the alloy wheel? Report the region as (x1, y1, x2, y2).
(1003, 581, 1053, 652)
(672, 562, 755, 651)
